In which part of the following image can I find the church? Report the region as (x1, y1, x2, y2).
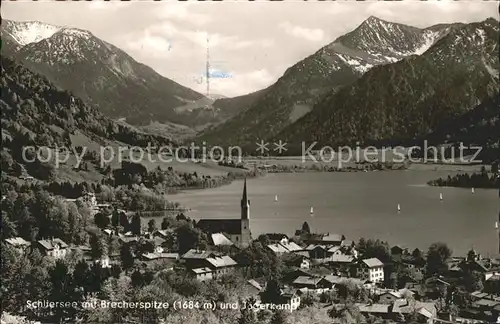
(196, 178, 252, 248)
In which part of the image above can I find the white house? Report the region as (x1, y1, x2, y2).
(358, 258, 385, 283)
(5, 237, 31, 254)
(37, 238, 69, 259)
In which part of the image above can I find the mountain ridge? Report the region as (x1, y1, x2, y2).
(2, 19, 207, 127)
(275, 18, 499, 152)
(194, 16, 460, 147)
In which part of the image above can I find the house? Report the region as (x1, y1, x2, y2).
(291, 276, 333, 291)
(95, 256, 112, 269)
(5, 237, 31, 254)
(80, 192, 97, 208)
(153, 229, 175, 240)
(37, 238, 69, 259)
(306, 245, 330, 259)
(356, 303, 391, 320)
(282, 269, 314, 284)
(141, 252, 179, 261)
(357, 258, 385, 283)
(330, 254, 356, 265)
(401, 254, 426, 279)
(247, 279, 263, 296)
(328, 246, 343, 255)
(305, 233, 344, 246)
(265, 233, 289, 245)
(196, 180, 251, 248)
(118, 236, 139, 245)
(278, 288, 301, 311)
(267, 243, 289, 255)
(205, 256, 238, 277)
(484, 274, 500, 294)
(280, 241, 302, 252)
(378, 289, 414, 304)
(190, 267, 213, 281)
(392, 300, 437, 323)
(181, 249, 218, 269)
(283, 254, 311, 270)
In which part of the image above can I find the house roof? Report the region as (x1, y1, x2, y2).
(379, 289, 414, 299)
(356, 303, 390, 314)
(264, 233, 289, 241)
(331, 255, 355, 263)
(210, 233, 234, 246)
(267, 244, 289, 254)
(119, 236, 139, 244)
(341, 240, 353, 247)
(292, 276, 323, 286)
(474, 299, 500, 308)
(206, 256, 237, 268)
(321, 234, 343, 242)
(38, 238, 68, 250)
(142, 252, 179, 260)
(361, 258, 384, 268)
(392, 300, 437, 317)
(328, 246, 342, 253)
(280, 242, 302, 252)
(191, 267, 212, 274)
(182, 249, 216, 260)
(247, 279, 263, 291)
(196, 219, 242, 235)
(324, 275, 343, 284)
(5, 237, 31, 247)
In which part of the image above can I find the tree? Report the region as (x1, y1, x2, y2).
(426, 242, 452, 276)
(260, 279, 281, 304)
(257, 234, 270, 246)
(301, 221, 311, 234)
(161, 217, 171, 230)
(270, 310, 288, 324)
(238, 298, 257, 324)
(120, 245, 134, 270)
(147, 219, 157, 233)
(90, 233, 107, 260)
(130, 214, 141, 236)
(411, 248, 422, 258)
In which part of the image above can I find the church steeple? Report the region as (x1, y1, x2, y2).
(241, 178, 249, 220)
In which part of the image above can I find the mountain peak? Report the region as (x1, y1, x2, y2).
(2, 19, 62, 46)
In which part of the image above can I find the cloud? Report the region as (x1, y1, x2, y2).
(156, 4, 211, 26)
(126, 34, 172, 57)
(88, 1, 132, 11)
(205, 68, 276, 97)
(279, 22, 325, 42)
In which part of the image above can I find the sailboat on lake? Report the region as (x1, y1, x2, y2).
(440, 193, 443, 201)
(310, 206, 314, 215)
(397, 204, 401, 212)
(472, 188, 475, 194)
(275, 195, 278, 202)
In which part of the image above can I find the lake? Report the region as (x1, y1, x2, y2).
(167, 171, 500, 256)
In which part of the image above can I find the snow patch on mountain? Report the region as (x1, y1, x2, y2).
(4, 20, 61, 46)
(414, 30, 440, 55)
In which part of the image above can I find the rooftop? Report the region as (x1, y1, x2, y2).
(182, 249, 216, 260)
(361, 258, 384, 268)
(206, 255, 238, 268)
(38, 238, 68, 250)
(5, 237, 31, 247)
(210, 233, 234, 246)
(191, 267, 212, 274)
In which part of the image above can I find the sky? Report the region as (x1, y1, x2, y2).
(3, 1, 499, 97)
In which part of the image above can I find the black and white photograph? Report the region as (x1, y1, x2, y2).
(1, 0, 499, 323)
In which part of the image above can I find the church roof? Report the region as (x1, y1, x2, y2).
(196, 219, 242, 235)
(210, 233, 234, 246)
